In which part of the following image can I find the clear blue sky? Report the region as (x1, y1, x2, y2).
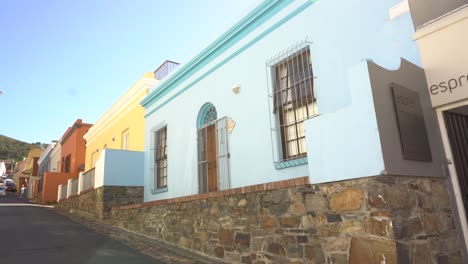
(0, 0, 256, 144)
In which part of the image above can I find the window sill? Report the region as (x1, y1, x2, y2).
(151, 187, 168, 194)
(274, 157, 308, 170)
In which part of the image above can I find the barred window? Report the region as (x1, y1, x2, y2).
(154, 126, 167, 189)
(267, 42, 317, 165)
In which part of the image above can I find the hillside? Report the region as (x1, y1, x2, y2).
(0, 135, 44, 160)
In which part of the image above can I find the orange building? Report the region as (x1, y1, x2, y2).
(60, 119, 92, 173)
(42, 172, 78, 204)
(40, 119, 92, 204)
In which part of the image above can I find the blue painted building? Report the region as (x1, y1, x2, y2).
(141, 0, 443, 202)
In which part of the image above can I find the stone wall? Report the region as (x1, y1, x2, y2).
(110, 176, 464, 264)
(58, 186, 143, 219)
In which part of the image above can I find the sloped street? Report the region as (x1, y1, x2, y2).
(0, 193, 221, 264)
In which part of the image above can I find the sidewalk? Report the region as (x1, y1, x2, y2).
(54, 209, 227, 264)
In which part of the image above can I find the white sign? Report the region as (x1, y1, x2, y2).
(415, 5, 468, 108)
(428, 73, 468, 106)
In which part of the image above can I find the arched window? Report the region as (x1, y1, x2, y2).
(197, 103, 217, 128)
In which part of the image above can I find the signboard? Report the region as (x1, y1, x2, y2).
(391, 83, 432, 162)
(428, 72, 468, 107)
(413, 7, 468, 107)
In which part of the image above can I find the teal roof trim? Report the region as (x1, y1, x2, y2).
(144, 0, 314, 118)
(141, 0, 294, 108)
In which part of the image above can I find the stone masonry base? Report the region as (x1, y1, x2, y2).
(110, 175, 464, 264)
(58, 186, 143, 219)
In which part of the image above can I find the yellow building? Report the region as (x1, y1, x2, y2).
(83, 72, 159, 171)
(21, 148, 43, 199)
(23, 148, 43, 175)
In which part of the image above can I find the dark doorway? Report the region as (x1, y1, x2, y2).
(444, 110, 468, 215)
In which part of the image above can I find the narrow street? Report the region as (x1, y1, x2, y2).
(0, 193, 219, 264)
(0, 192, 161, 264)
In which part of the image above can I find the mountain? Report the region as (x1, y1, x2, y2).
(0, 135, 45, 161)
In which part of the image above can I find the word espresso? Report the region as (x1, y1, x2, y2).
(430, 74, 468, 95)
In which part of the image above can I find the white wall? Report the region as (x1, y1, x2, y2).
(414, 6, 468, 107)
(94, 150, 105, 188)
(50, 143, 61, 172)
(94, 149, 144, 188)
(103, 149, 144, 186)
(306, 62, 385, 183)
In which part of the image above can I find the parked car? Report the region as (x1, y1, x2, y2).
(5, 181, 16, 192)
(0, 186, 6, 197)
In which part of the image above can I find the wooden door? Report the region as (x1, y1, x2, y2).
(206, 124, 218, 192)
(198, 124, 219, 193)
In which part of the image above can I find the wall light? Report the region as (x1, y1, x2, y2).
(232, 84, 241, 94)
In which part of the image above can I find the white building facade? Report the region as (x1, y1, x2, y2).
(410, 0, 468, 257)
(141, 0, 434, 201)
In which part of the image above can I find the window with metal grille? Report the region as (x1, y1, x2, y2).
(154, 126, 167, 189)
(267, 41, 317, 166)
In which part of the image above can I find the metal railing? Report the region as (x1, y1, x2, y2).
(266, 40, 317, 165)
(70, 178, 79, 196)
(82, 168, 95, 191)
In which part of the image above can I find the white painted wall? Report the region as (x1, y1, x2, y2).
(306, 62, 385, 183)
(94, 148, 144, 188)
(50, 143, 61, 172)
(414, 6, 468, 107)
(0, 162, 5, 176)
(94, 150, 106, 188)
(103, 149, 144, 186)
(143, 0, 420, 202)
(413, 5, 468, 256)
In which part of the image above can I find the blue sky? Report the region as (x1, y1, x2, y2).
(0, 0, 256, 143)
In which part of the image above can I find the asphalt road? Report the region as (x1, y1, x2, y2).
(0, 192, 162, 264)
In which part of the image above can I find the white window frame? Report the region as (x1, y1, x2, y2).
(266, 40, 317, 169)
(91, 152, 96, 168)
(122, 129, 129, 150)
(149, 122, 168, 194)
